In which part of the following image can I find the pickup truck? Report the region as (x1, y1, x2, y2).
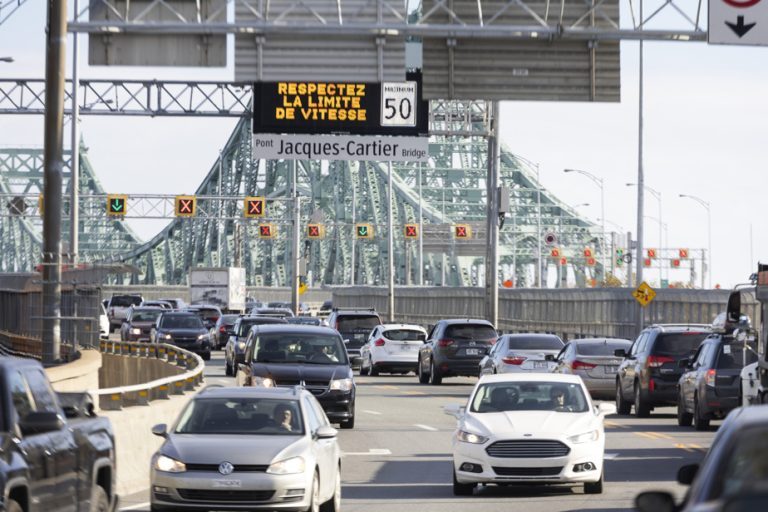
(106, 294, 143, 332)
(0, 357, 117, 512)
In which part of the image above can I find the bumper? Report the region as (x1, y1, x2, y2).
(316, 390, 355, 423)
(372, 352, 418, 371)
(646, 379, 679, 406)
(151, 469, 311, 511)
(439, 358, 485, 377)
(453, 439, 604, 485)
(702, 394, 740, 418)
(582, 378, 618, 399)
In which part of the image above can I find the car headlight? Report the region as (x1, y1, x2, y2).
(237, 341, 246, 351)
(267, 456, 305, 475)
(252, 377, 275, 388)
(130, 328, 141, 335)
(457, 430, 488, 444)
(329, 378, 353, 392)
(162, 333, 172, 340)
(197, 334, 207, 340)
(567, 430, 599, 444)
(153, 454, 186, 473)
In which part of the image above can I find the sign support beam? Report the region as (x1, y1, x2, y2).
(387, 161, 395, 322)
(485, 101, 501, 328)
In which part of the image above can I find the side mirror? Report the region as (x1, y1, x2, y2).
(597, 403, 617, 416)
(151, 424, 168, 438)
(678, 358, 690, 369)
(19, 411, 64, 436)
(544, 354, 555, 362)
(443, 404, 466, 419)
(315, 425, 338, 440)
(614, 349, 627, 358)
(677, 464, 699, 485)
(635, 491, 676, 512)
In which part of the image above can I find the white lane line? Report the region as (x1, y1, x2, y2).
(414, 424, 439, 432)
(603, 452, 619, 460)
(362, 409, 382, 415)
(120, 502, 150, 511)
(343, 448, 392, 456)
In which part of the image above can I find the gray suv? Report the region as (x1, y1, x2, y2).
(417, 319, 497, 385)
(326, 307, 382, 369)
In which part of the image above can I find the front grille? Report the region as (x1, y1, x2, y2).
(185, 464, 268, 472)
(177, 489, 275, 502)
(493, 466, 563, 476)
(275, 379, 329, 396)
(174, 337, 197, 344)
(486, 440, 570, 458)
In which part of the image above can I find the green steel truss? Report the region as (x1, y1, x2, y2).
(0, 104, 614, 287)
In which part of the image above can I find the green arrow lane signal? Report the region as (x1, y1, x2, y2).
(106, 195, 127, 216)
(355, 223, 373, 239)
(359, 226, 367, 236)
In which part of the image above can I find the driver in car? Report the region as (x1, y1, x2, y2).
(550, 386, 575, 412)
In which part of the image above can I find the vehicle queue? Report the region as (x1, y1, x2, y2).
(126, 299, 768, 512)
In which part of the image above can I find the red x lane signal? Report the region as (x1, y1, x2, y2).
(175, 196, 196, 217)
(244, 196, 265, 218)
(259, 224, 276, 238)
(307, 224, 325, 239)
(404, 224, 419, 239)
(454, 224, 471, 239)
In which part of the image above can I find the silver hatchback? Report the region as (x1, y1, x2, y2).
(551, 337, 632, 399)
(150, 386, 341, 512)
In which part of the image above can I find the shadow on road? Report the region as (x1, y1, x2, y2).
(606, 447, 704, 483)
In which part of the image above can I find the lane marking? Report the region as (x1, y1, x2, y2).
(675, 443, 695, 452)
(604, 421, 629, 429)
(414, 424, 439, 432)
(634, 431, 673, 440)
(375, 385, 399, 390)
(604, 452, 619, 460)
(362, 409, 382, 415)
(120, 502, 150, 511)
(343, 448, 392, 456)
(402, 390, 427, 395)
(675, 443, 707, 453)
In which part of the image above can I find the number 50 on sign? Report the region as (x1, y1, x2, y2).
(381, 82, 417, 127)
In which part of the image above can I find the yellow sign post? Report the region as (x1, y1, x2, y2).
(632, 281, 657, 307)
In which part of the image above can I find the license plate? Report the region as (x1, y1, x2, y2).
(466, 348, 481, 356)
(534, 361, 548, 369)
(212, 480, 242, 488)
(605, 366, 618, 374)
(400, 345, 413, 351)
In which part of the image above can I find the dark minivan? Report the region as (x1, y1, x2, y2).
(237, 324, 356, 429)
(417, 319, 498, 385)
(616, 324, 711, 417)
(326, 308, 382, 369)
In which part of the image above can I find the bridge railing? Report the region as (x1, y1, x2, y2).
(92, 340, 204, 410)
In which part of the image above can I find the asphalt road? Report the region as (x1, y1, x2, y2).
(118, 351, 718, 512)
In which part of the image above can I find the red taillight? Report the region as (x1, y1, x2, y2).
(374, 338, 386, 347)
(706, 369, 716, 386)
(219, 326, 227, 333)
(437, 338, 455, 347)
(572, 360, 597, 370)
(649, 379, 656, 392)
(647, 355, 674, 368)
(502, 356, 526, 365)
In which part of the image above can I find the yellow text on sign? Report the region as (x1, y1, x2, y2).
(632, 281, 657, 307)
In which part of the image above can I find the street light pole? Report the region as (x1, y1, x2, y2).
(563, 169, 605, 284)
(628, 183, 661, 285)
(70, 0, 80, 264)
(679, 194, 711, 288)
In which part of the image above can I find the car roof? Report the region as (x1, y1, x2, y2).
(570, 337, 632, 344)
(441, 318, 494, 325)
(720, 404, 768, 428)
(380, 323, 427, 331)
(504, 333, 561, 339)
(161, 311, 199, 317)
(478, 373, 584, 385)
(0, 356, 42, 371)
(131, 306, 163, 312)
(250, 324, 339, 335)
(646, 324, 712, 333)
(196, 385, 305, 400)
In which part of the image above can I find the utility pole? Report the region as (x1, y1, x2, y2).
(291, 160, 300, 315)
(69, 0, 80, 264)
(387, 162, 395, 322)
(485, 101, 500, 328)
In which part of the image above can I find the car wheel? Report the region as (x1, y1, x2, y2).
(418, 356, 429, 384)
(224, 358, 233, 377)
(319, 467, 341, 512)
(5, 499, 23, 512)
(452, 469, 475, 496)
(615, 382, 631, 415)
(677, 392, 693, 427)
(304, 471, 320, 512)
(429, 360, 443, 385)
(634, 383, 650, 418)
(369, 356, 379, 377)
(202, 351, 211, 361)
(693, 396, 710, 431)
(359, 357, 370, 376)
(583, 471, 604, 494)
(89, 486, 110, 512)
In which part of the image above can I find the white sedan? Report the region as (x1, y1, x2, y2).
(445, 373, 615, 495)
(359, 324, 427, 376)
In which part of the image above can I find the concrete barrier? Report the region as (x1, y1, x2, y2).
(46, 349, 101, 392)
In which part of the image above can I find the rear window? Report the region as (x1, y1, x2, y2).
(161, 315, 204, 329)
(384, 329, 426, 342)
(652, 333, 710, 357)
(576, 340, 632, 356)
(444, 324, 497, 340)
(715, 344, 758, 369)
(239, 318, 287, 336)
(111, 296, 142, 307)
(336, 315, 381, 332)
(130, 310, 162, 323)
(506, 336, 563, 350)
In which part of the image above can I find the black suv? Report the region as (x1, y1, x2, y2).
(677, 335, 758, 430)
(417, 319, 497, 385)
(615, 324, 711, 417)
(151, 311, 212, 360)
(326, 307, 382, 369)
(224, 315, 288, 376)
(237, 324, 356, 428)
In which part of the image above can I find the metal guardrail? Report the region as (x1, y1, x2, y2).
(91, 340, 205, 410)
(0, 330, 76, 360)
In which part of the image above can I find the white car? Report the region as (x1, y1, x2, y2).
(359, 324, 427, 376)
(478, 333, 564, 375)
(445, 373, 615, 496)
(99, 303, 109, 340)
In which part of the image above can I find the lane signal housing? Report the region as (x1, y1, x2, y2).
(244, 196, 266, 218)
(356, 223, 374, 239)
(259, 224, 276, 238)
(307, 224, 325, 239)
(175, 195, 196, 217)
(107, 194, 127, 217)
(404, 223, 419, 239)
(454, 224, 471, 239)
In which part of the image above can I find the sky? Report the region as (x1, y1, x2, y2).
(0, 2, 766, 289)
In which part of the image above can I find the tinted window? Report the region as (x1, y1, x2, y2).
(471, 382, 588, 413)
(161, 315, 204, 329)
(175, 397, 303, 435)
(239, 318, 287, 336)
(111, 296, 142, 307)
(8, 371, 34, 419)
(192, 309, 220, 321)
(336, 315, 380, 332)
(444, 324, 497, 340)
(652, 333, 710, 356)
(383, 329, 426, 341)
(576, 340, 631, 356)
(255, 333, 349, 365)
(716, 344, 758, 369)
(506, 335, 563, 350)
(716, 426, 768, 499)
(131, 310, 162, 322)
(24, 369, 59, 413)
(287, 317, 323, 326)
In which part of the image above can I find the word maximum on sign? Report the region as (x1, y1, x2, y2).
(253, 133, 429, 162)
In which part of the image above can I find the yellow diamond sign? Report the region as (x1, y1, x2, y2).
(632, 281, 656, 307)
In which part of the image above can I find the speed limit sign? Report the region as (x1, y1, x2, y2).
(381, 82, 417, 127)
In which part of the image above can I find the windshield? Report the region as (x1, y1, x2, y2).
(192, 309, 220, 321)
(175, 397, 304, 435)
(254, 333, 348, 365)
(445, 324, 497, 341)
(714, 426, 768, 499)
(653, 333, 710, 357)
(161, 315, 204, 329)
(506, 336, 563, 350)
(130, 310, 162, 323)
(470, 381, 589, 413)
(576, 340, 632, 356)
(111, 296, 142, 307)
(384, 329, 426, 341)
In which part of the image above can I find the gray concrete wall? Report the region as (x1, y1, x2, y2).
(101, 285, 332, 305)
(99, 353, 184, 388)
